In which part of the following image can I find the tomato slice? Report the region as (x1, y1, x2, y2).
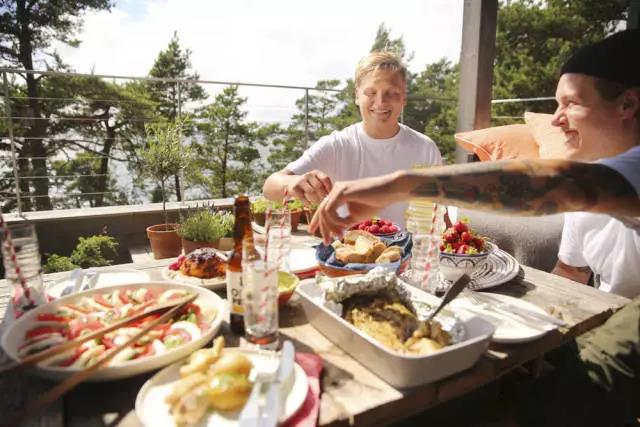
(93, 294, 113, 309)
(36, 313, 69, 323)
(118, 289, 131, 305)
(25, 325, 67, 340)
(57, 347, 88, 367)
(69, 318, 105, 338)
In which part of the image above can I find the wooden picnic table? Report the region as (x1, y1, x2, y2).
(0, 232, 630, 427)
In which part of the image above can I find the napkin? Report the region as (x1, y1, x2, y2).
(284, 352, 323, 427)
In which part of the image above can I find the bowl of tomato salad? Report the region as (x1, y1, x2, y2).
(1, 282, 225, 381)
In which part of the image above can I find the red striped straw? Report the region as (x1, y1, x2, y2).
(0, 207, 35, 311)
(420, 203, 439, 291)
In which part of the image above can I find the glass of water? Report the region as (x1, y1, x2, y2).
(242, 254, 279, 349)
(263, 208, 291, 272)
(1, 223, 47, 318)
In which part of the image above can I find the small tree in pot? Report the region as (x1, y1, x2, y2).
(140, 119, 193, 259)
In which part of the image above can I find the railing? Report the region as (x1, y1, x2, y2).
(1, 68, 465, 215)
(1, 68, 556, 215)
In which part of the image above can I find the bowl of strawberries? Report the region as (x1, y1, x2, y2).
(351, 218, 400, 237)
(439, 220, 492, 281)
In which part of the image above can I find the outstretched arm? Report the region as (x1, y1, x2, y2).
(309, 159, 640, 241)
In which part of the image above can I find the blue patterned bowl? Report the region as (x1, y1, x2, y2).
(439, 242, 494, 281)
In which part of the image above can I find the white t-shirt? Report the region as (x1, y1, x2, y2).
(286, 122, 442, 227)
(558, 145, 640, 298)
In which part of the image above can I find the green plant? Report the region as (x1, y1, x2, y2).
(251, 198, 283, 215)
(70, 235, 119, 268)
(286, 199, 304, 211)
(139, 118, 193, 227)
(44, 254, 79, 273)
(178, 209, 234, 242)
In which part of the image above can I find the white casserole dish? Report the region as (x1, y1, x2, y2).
(296, 278, 494, 388)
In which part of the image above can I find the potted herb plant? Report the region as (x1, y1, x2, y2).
(139, 119, 193, 259)
(178, 209, 235, 254)
(251, 198, 281, 226)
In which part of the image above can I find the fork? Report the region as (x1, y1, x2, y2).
(462, 289, 553, 329)
(238, 350, 279, 427)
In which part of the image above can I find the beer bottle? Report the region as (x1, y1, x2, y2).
(226, 195, 259, 335)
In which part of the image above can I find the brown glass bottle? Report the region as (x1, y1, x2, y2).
(226, 195, 259, 335)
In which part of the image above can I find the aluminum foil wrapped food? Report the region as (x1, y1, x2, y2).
(315, 267, 466, 349)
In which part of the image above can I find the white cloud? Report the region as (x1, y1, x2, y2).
(54, 0, 463, 123)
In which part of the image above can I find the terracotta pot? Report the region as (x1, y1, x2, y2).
(181, 238, 218, 255)
(146, 224, 182, 259)
(290, 209, 302, 232)
(215, 237, 235, 251)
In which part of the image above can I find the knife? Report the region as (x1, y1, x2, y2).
(472, 292, 568, 327)
(262, 341, 295, 427)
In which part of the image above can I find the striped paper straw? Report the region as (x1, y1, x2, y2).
(0, 208, 35, 312)
(420, 203, 439, 291)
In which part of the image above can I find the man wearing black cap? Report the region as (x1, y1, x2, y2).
(309, 29, 640, 425)
(551, 29, 640, 298)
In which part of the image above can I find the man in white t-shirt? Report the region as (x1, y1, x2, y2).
(262, 51, 442, 227)
(547, 30, 640, 298)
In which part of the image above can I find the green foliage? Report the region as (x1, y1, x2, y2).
(178, 209, 235, 242)
(70, 235, 119, 269)
(43, 254, 79, 274)
(287, 199, 305, 211)
(492, 0, 627, 122)
(191, 86, 264, 198)
(251, 198, 283, 214)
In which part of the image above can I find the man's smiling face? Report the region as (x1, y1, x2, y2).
(355, 68, 406, 138)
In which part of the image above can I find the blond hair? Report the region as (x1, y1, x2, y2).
(354, 51, 407, 88)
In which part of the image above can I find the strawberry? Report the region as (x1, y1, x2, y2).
(364, 220, 372, 226)
(368, 224, 380, 234)
(389, 225, 399, 233)
(461, 231, 472, 243)
(457, 244, 469, 254)
(358, 223, 367, 230)
(380, 225, 391, 234)
(454, 221, 468, 234)
(443, 230, 458, 243)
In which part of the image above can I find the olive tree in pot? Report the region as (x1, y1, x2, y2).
(139, 120, 193, 259)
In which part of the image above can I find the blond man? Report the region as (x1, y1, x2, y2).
(263, 51, 442, 227)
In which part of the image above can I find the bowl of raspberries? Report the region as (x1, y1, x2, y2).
(351, 218, 400, 237)
(439, 220, 492, 281)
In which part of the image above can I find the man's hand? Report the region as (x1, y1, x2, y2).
(309, 171, 408, 242)
(286, 170, 333, 204)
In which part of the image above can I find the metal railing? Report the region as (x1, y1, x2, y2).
(1, 68, 463, 214)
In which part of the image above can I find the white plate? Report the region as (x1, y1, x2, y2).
(451, 293, 555, 343)
(162, 269, 226, 290)
(289, 248, 318, 274)
(135, 348, 308, 427)
(438, 246, 520, 292)
(47, 269, 151, 299)
(1, 282, 225, 381)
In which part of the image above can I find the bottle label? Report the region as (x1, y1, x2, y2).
(226, 270, 244, 315)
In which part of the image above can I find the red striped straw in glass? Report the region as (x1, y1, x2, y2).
(0, 207, 35, 309)
(420, 203, 439, 291)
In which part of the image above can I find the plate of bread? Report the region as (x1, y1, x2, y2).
(316, 230, 411, 277)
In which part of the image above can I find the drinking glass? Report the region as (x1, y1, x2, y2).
(241, 255, 279, 349)
(1, 223, 47, 318)
(263, 208, 291, 272)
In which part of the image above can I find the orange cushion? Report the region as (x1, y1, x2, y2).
(454, 124, 540, 161)
(524, 112, 568, 159)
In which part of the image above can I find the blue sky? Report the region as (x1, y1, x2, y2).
(54, 0, 464, 123)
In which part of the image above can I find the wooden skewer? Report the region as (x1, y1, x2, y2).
(0, 293, 198, 375)
(4, 293, 197, 427)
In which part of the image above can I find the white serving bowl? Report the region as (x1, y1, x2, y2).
(439, 242, 494, 281)
(1, 281, 225, 382)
